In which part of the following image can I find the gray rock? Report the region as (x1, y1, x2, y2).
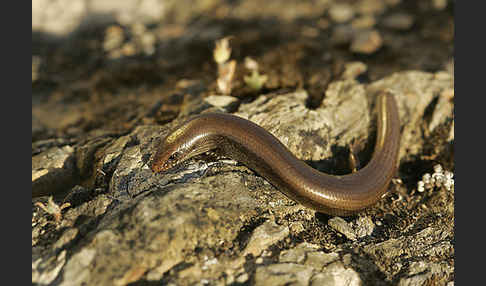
(59, 248, 97, 286)
(254, 263, 314, 286)
(398, 261, 453, 286)
(363, 227, 453, 279)
(279, 242, 321, 264)
(32, 70, 454, 285)
(352, 216, 375, 239)
(32, 250, 67, 285)
(32, 146, 78, 197)
(236, 82, 370, 162)
(310, 261, 361, 286)
(329, 216, 375, 241)
(328, 217, 357, 241)
(428, 87, 454, 133)
(305, 252, 341, 271)
(261, 243, 362, 286)
(242, 220, 290, 257)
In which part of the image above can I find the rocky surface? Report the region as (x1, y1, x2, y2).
(33, 0, 454, 285)
(32, 71, 454, 285)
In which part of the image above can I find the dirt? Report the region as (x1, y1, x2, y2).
(32, 1, 454, 285)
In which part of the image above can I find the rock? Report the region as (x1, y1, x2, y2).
(328, 4, 355, 23)
(236, 83, 371, 161)
(305, 252, 341, 271)
(32, 250, 67, 285)
(367, 71, 454, 158)
(327, 215, 375, 241)
(328, 217, 357, 241)
(59, 248, 97, 286)
(382, 13, 414, 30)
(32, 0, 166, 36)
(350, 29, 383, 54)
(279, 242, 322, 264)
(363, 227, 453, 279)
(289, 221, 305, 234)
(432, 0, 448, 10)
(203, 95, 240, 111)
(242, 220, 290, 257)
(398, 261, 453, 286)
(103, 25, 125, 52)
(31, 70, 454, 285)
(279, 242, 342, 271)
(310, 261, 361, 286)
(428, 88, 454, 132)
(342, 61, 368, 80)
(352, 216, 375, 239)
(32, 0, 87, 35)
(261, 242, 362, 286)
(351, 15, 377, 29)
(235, 272, 249, 283)
(53, 228, 79, 250)
(32, 146, 78, 197)
(254, 263, 314, 286)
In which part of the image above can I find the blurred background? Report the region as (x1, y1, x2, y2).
(32, 0, 453, 142)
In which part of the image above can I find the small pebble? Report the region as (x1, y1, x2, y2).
(342, 62, 368, 79)
(328, 217, 357, 241)
(444, 179, 454, 191)
(329, 4, 355, 23)
(244, 57, 259, 71)
(382, 13, 414, 30)
(433, 164, 443, 174)
(351, 15, 376, 29)
(417, 181, 425, 193)
(432, 0, 448, 10)
(236, 273, 249, 283)
(444, 171, 453, 180)
(103, 25, 124, 52)
(350, 30, 383, 54)
(416, 164, 454, 192)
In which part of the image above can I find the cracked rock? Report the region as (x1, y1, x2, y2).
(32, 70, 454, 285)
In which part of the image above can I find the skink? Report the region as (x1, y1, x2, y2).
(151, 91, 401, 216)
